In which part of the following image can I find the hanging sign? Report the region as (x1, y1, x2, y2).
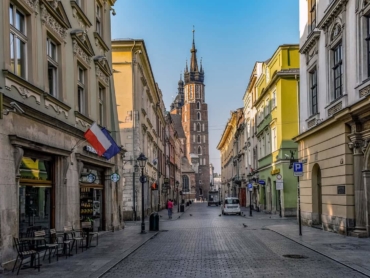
(110, 173, 120, 182)
(86, 173, 96, 183)
(258, 180, 266, 185)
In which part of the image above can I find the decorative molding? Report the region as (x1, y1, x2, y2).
(70, 0, 92, 30)
(75, 153, 114, 168)
(317, 0, 349, 31)
(73, 39, 91, 64)
(95, 65, 109, 85)
(4, 76, 41, 104)
(40, 3, 68, 40)
(360, 84, 370, 97)
(348, 139, 367, 155)
(23, 0, 39, 14)
(307, 118, 317, 129)
(74, 111, 93, 128)
(330, 23, 342, 41)
(328, 101, 342, 116)
(94, 32, 110, 53)
(300, 31, 321, 54)
(62, 156, 71, 184)
(43, 93, 71, 118)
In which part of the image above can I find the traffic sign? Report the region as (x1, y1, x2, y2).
(276, 181, 284, 190)
(277, 174, 282, 180)
(293, 162, 303, 177)
(110, 173, 120, 183)
(248, 183, 253, 191)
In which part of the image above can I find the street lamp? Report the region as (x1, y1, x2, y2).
(137, 153, 147, 234)
(176, 181, 179, 212)
(133, 163, 139, 221)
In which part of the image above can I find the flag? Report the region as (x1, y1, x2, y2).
(101, 128, 121, 160)
(84, 123, 112, 156)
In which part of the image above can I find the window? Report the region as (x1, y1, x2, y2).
(195, 85, 200, 98)
(261, 136, 265, 157)
(197, 135, 201, 143)
(197, 123, 201, 132)
(266, 132, 270, 154)
(333, 43, 343, 100)
(202, 123, 205, 131)
(98, 86, 105, 125)
(96, 2, 102, 36)
(309, 0, 316, 33)
(197, 112, 201, 120)
(47, 38, 58, 97)
(198, 146, 202, 154)
(265, 99, 269, 116)
(182, 175, 189, 192)
(309, 68, 318, 115)
(9, 4, 27, 78)
(77, 66, 86, 114)
(193, 123, 196, 131)
(197, 101, 200, 109)
(271, 91, 276, 108)
(271, 128, 277, 152)
(366, 16, 370, 77)
(193, 135, 195, 143)
(203, 135, 206, 143)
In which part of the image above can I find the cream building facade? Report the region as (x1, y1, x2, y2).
(112, 39, 166, 220)
(0, 0, 122, 269)
(298, 0, 370, 236)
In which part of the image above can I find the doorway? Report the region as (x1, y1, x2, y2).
(312, 164, 322, 226)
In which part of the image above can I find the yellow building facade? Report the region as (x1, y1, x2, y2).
(254, 45, 300, 215)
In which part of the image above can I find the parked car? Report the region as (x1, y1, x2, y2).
(222, 197, 241, 215)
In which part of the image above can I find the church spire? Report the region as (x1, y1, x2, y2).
(190, 26, 199, 72)
(200, 57, 203, 73)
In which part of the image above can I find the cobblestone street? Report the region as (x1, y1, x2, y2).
(103, 203, 367, 278)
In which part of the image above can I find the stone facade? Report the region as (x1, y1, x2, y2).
(298, 0, 370, 236)
(0, 0, 122, 270)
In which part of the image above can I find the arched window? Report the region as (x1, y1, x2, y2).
(197, 123, 201, 132)
(182, 175, 189, 192)
(198, 146, 202, 154)
(197, 112, 201, 120)
(197, 135, 201, 143)
(197, 101, 200, 109)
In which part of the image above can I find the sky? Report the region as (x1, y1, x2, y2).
(111, 0, 299, 174)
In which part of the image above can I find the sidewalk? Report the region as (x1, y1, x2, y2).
(3, 225, 158, 278)
(267, 222, 370, 277)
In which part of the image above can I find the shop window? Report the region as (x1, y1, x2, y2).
(19, 157, 53, 236)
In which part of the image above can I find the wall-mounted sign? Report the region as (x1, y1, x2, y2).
(258, 180, 266, 185)
(110, 173, 120, 183)
(337, 185, 345, 195)
(84, 146, 106, 158)
(164, 178, 169, 184)
(276, 174, 282, 180)
(86, 173, 96, 183)
(271, 169, 280, 175)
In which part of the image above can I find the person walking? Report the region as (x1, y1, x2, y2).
(167, 199, 173, 219)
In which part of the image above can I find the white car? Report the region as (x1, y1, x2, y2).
(222, 197, 241, 215)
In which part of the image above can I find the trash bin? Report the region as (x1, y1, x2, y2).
(186, 201, 189, 207)
(149, 212, 159, 231)
(180, 204, 185, 212)
(182, 199, 185, 204)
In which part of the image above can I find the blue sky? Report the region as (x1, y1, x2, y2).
(111, 0, 299, 173)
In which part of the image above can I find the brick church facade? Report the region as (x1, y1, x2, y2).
(171, 31, 210, 200)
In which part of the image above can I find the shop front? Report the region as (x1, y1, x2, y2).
(19, 154, 54, 236)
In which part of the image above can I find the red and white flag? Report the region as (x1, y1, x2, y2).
(84, 122, 112, 156)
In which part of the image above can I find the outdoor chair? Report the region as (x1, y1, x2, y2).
(71, 228, 86, 253)
(81, 221, 99, 247)
(12, 237, 40, 275)
(38, 229, 59, 263)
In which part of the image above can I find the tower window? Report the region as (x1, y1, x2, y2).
(197, 101, 200, 109)
(197, 135, 201, 143)
(198, 146, 202, 154)
(197, 112, 201, 120)
(197, 123, 201, 132)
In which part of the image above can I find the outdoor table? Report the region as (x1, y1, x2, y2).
(56, 231, 74, 256)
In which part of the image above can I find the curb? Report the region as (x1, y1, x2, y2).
(268, 228, 370, 278)
(94, 231, 159, 278)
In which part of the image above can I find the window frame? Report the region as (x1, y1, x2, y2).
(366, 16, 370, 78)
(9, 3, 27, 79)
(98, 85, 105, 126)
(332, 42, 343, 100)
(309, 67, 318, 115)
(47, 37, 58, 97)
(77, 66, 86, 114)
(197, 112, 201, 120)
(309, 0, 316, 33)
(96, 2, 102, 36)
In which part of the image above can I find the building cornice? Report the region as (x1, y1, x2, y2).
(300, 31, 321, 54)
(317, 0, 349, 30)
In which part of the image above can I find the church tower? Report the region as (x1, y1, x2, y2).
(181, 29, 210, 200)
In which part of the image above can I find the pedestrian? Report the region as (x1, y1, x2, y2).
(167, 199, 173, 219)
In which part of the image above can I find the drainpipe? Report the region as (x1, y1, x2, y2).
(131, 41, 136, 221)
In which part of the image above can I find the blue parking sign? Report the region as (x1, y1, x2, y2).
(293, 162, 303, 177)
(248, 183, 253, 191)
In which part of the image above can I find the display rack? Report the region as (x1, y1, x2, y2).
(80, 187, 93, 220)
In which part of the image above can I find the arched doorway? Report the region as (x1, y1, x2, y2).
(312, 163, 322, 225)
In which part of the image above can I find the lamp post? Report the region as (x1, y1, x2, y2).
(176, 181, 179, 212)
(288, 150, 302, 236)
(133, 163, 139, 221)
(137, 153, 147, 234)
